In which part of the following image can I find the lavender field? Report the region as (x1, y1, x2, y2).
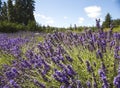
(1, 0, 120, 87)
(0, 27, 120, 88)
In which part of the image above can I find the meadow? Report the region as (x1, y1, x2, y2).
(0, 26, 120, 88)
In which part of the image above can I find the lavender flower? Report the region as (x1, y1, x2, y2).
(96, 50, 103, 59)
(33, 79, 46, 88)
(3, 85, 11, 88)
(86, 81, 91, 88)
(21, 60, 31, 69)
(86, 61, 92, 73)
(9, 79, 21, 88)
(114, 46, 120, 59)
(67, 65, 76, 75)
(5, 71, 16, 80)
(113, 65, 120, 88)
(96, 19, 100, 29)
(110, 40, 115, 47)
(76, 80, 82, 88)
(65, 55, 73, 62)
(98, 69, 109, 88)
(53, 74, 62, 83)
(60, 85, 65, 88)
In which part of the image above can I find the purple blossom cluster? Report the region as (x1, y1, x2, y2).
(0, 34, 28, 57)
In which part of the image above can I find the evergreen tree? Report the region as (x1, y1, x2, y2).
(15, 0, 23, 24)
(0, 0, 2, 21)
(8, 0, 14, 22)
(102, 13, 112, 28)
(0, 0, 35, 24)
(0, 0, 2, 11)
(14, 0, 35, 25)
(24, 0, 35, 25)
(0, 2, 7, 21)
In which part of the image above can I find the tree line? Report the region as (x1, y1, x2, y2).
(0, 1, 120, 32)
(0, 0, 60, 33)
(0, 0, 39, 32)
(0, 0, 35, 25)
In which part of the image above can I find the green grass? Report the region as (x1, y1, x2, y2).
(0, 51, 15, 67)
(104, 26, 120, 32)
(113, 26, 120, 32)
(37, 36, 44, 42)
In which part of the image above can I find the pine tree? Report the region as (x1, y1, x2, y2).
(8, 0, 14, 22)
(0, 0, 2, 21)
(14, 0, 35, 25)
(0, 0, 2, 11)
(102, 13, 112, 28)
(24, 0, 35, 25)
(14, 0, 23, 24)
(0, 2, 7, 21)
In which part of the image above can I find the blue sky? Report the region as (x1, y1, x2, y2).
(34, 0, 120, 27)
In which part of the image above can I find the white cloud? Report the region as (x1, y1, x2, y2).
(84, 6, 101, 19)
(63, 16, 68, 19)
(78, 17, 84, 24)
(34, 13, 54, 25)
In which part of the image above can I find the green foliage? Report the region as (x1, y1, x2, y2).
(27, 20, 37, 31)
(0, 21, 46, 32)
(90, 26, 97, 32)
(113, 19, 120, 27)
(0, 51, 15, 67)
(102, 13, 112, 28)
(112, 25, 120, 32)
(0, 21, 26, 32)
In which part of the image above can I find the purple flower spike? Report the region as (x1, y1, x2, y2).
(96, 50, 103, 59)
(33, 79, 46, 88)
(86, 60, 92, 73)
(76, 80, 82, 88)
(86, 81, 91, 88)
(113, 74, 120, 88)
(67, 65, 76, 75)
(65, 55, 73, 62)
